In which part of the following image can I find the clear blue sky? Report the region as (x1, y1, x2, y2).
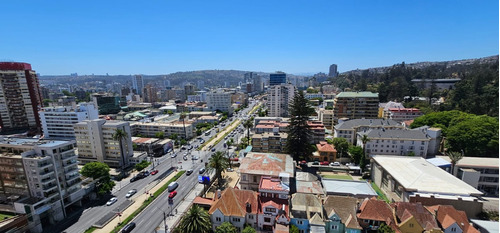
(1, 1, 498, 75)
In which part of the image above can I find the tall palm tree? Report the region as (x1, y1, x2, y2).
(177, 205, 211, 233)
(360, 134, 370, 157)
(112, 128, 128, 171)
(447, 149, 464, 175)
(180, 112, 188, 139)
(207, 151, 229, 188)
(242, 119, 253, 147)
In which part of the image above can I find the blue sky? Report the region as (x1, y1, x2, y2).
(1, 1, 498, 75)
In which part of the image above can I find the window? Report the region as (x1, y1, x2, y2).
(264, 217, 271, 222)
(265, 207, 275, 212)
(248, 215, 254, 220)
(451, 227, 457, 232)
(216, 217, 221, 222)
(297, 220, 303, 225)
(232, 217, 241, 222)
(242, 175, 247, 181)
(409, 223, 414, 228)
(299, 230, 305, 233)
(331, 225, 338, 230)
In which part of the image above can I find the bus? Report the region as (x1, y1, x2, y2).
(205, 129, 211, 136)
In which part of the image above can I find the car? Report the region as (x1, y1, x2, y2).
(130, 176, 138, 182)
(121, 222, 136, 233)
(188, 145, 193, 150)
(186, 169, 193, 175)
(230, 157, 239, 161)
(192, 156, 199, 160)
(106, 197, 118, 206)
(168, 191, 177, 199)
(330, 162, 341, 166)
(142, 171, 150, 176)
(125, 189, 137, 198)
(211, 148, 216, 152)
(199, 167, 206, 174)
(171, 153, 177, 158)
(299, 160, 307, 165)
(150, 170, 159, 175)
(312, 161, 320, 165)
(227, 168, 234, 172)
(320, 161, 329, 166)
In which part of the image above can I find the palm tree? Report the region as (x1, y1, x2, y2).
(447, 149, 464, 175)
(112, 128, 128, 171)
(360, 134, 370, 157)
(180, 112, 188, 139)
(207, 151, 229, 188)
(242, 119, 253, 147)
(177, 205, 211, 233)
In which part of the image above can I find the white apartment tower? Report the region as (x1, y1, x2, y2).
(39, 102, 99, 139)
(74, 119, 133, 169)
(132, 75, 144, 95)
(267, 84, 296, 117)
(206, 90, 234, 115)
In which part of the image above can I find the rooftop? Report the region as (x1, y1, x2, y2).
(359, 128, 429, 140)
(239, 152, 294, 178)
(357, 197, 393, 221)
(296, 180, 324, 195)
(316, 141, 336, 153)
(336, 91, 379, 98)
(259, 177, 289, 192)
(436, 156, 499, 168)
(322, 179, 377, 197)
(335, 118, 402, 130)
(372, 155, 483, 196)
(0, 137, 72, 148)
(208, 188, 259, 217)
(323, 196, 362, 230)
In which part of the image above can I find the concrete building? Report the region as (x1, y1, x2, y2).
(309, 121, 326, 144)
(329, 64, 338, 77)
(269, 72, 287, 86)
(251, 132, 288, 153)
(184, 83, 196, 96)
(378, 101, 405, 118)
(318, 109, 334, 130)
(322, 179, 378, 199)
(290, 193, 324, 233)
(359, 129, 431, 157)
(334, 119, 404, 145)
(371, 155, 483, 217)
(386, 107, 423, 122)
(0, 62, 43, 133)
(142, 84, 158, 103)
(91, 93, 121, 115)
(239, 152, 294, 191)
(437, 156, 499, 197)
(267, 84, 296, 117)
(333, 92, 379, 124)
(0, 138, 83, 233)
(74, 120, 133, 169)
(40, 103, 99, 139)
(130, 121, 195, 139)
(132, 75, 144, 95)
(206, 90, 233, 115)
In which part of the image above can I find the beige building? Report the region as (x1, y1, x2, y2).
(74, 119, 133, 169)
(239, 152, 294, 191)
(267, 84, 296, 117)
(130, 121, 195, 139)
(333, 92, 379, 124)
(318, 109, 334, 130)
(251, 132, 288, 153)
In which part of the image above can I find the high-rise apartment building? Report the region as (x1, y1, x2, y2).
(184, 83, 196, 96)
(143, 84, 158, 103)
(132, 75, 144, 95)
(39, 102, 99, 139)
(329, 64, 338, 77)
(74, 119, 133, 169)
(0, 138, 83, 233)
(245, 72, 263, 93)
(269, 72, 287, 86)
(91, 93, 121, 115)
(267, 84, 296, 117)
(206, 90, 233, 115)
(0, 62, 43, 133)
(197, 80, 205, 90)
(333, 92, 379, 124)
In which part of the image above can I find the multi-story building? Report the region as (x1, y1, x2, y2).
(239, 152, 294, 191)
(323, 196, 363, 233)
(334, 119, 404, 145)
(267, 84, 295, 117)
(329, 64, 338, 77)
(196, 80, 204, 90)
(386, 107, 423, 122)
(0, 138, 83, 233)
(184, 83, 196, 96)
(91, 93, 121, 115)
(333, 92, 379, 124)
(74, 119, 133, 169)
(290, 193, 325, 233)
(359, 129, 431, 157)
(379, 101, 404, 118)
(251, 132, 288, 153)
(40, 103, 99, 139)
(269, 72, 287, 86)
(130, 121, 195, 139)
(132, 75, 144, 95)
(311, 141, 337, 163)
(206, 90, 233, 115)
(209, 188, 259, 231)
(142, 84, 158, 103)
(318, 109, 334, 130)
(0, 62, 43, 133)
(252, 73, 263, 93)
(308, 121, 326, 144)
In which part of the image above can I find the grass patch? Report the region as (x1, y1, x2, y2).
(0, 212, 15, 221)
(84, 226, 97, 233)
(212, 121, 239, 147)
(110, 171, 185, 233)
(322, 174, 353, 180)
(248, 103, 261, 114)
(370, 181, 391, 203)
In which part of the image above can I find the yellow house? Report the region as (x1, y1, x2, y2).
(392, 202, 443, 233)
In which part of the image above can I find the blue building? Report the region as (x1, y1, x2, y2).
(323, 196, 362, 233)
(270, 73, 287, 86)
(290, 193, 324, 233)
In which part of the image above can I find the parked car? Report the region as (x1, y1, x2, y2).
(171, 153, 177, 158)
(199, 167, 206, 174)
(121, 222, 136, 233)
(320, 161, 329, 165)
(125, 189, 137, 198)
(150, 170, 159, 175)
(186, 169, 193, 175)
(142, 171, 150, 177)
(211, 148, 216, 152)
(312, 161, 320, 165)
(168, 191, 177, 199)
(330, 162, 341, 166)
(106, 197, 118, 206)
(130, 176, 138, 182)
(299, 160, 307, 166)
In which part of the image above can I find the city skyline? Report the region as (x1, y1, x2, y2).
(1, 1, 498, 75)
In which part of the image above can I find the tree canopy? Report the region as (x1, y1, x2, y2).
(286, 91, 315, 160)
(215, 222, 237, 233)
(329, 138, 350, 159)
(177, 205, 211, 233)
(80, 162, 115, 195)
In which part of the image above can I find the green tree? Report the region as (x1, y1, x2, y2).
(215, 222, 237, 233)
(112, 128, 129, 170)
(241, 225, 256, 233)
(243, 119, 253, 146)
(180, 112, 188, 139)
(134, 160, 151, 171)
(447, 150, 464, 174)
(286, 91, 315, 160)
(177, 205, 211, 233)
(360, 135, 370, 156)
(43, 99, 52, 107)
(446, 115, 499, 156)
(155, 131, 165, 139)
(290, 225, 300, 233)
(407, 151, 416, 157)
(348, 146, 364, 166)
(80, 162, 115, 195)
(377, 223, 395, 233)
(329, 138, 350, 159)
(207, 151, 230, 188)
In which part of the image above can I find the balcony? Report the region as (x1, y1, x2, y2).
(40, 170, 55, 178)
(41, 177, 56, 185)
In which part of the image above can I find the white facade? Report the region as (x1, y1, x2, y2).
(206, 90, 233, 115)
(40, 102, 98, 139)
(267, 84, 296, 117)
(359, 129, 430, 157)
(130, 121, 195, 139)
(74, 119, 133, 169)
(132, 75, 144, 95)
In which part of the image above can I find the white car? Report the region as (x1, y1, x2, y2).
(125, 189, 137, 198)
(330, 162, 341, 166)
(106, 197, 118, 206)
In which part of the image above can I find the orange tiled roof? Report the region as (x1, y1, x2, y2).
(259, 177, 288, 192)
(316, 141, 337, 153)
(193, 197, 214, 206)
(357, 197, 393, 222)
(391, 202, 439, 231)
(426, 205, 479, 233)
(208, 188, 259, 217)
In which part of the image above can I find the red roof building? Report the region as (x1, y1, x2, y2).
(427, 205, 480, 233)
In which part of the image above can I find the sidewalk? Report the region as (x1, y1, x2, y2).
(94, 171, 179, 233)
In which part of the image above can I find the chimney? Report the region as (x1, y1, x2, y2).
(246, 202, 252, 213)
